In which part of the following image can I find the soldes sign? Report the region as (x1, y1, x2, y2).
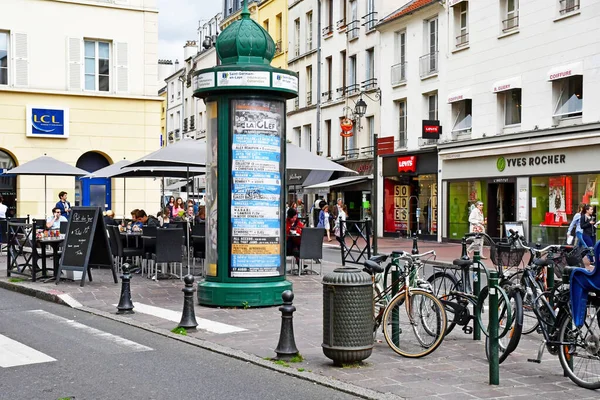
(397, 156, 416, 173)
(422, 120, 441, 139)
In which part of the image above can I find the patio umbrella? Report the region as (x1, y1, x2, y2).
(126, 139, 207, 169)
(81, 159, 132, 217)
(3, 155, 87, 217)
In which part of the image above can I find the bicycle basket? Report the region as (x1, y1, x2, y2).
(490, 242, 526, 268)
(549, 246, 586, 277)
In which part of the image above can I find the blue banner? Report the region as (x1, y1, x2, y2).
(30, 108, 66, 136)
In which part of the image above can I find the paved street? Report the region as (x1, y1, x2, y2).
(0, 288, 358, 400)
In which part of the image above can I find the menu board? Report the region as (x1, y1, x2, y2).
(230, 99, 284, 278)
(58, 207, 116, 286)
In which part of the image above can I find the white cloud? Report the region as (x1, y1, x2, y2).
(157, 0, 221, 62)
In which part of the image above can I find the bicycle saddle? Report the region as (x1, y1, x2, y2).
(533, 258, 551, 267)
(453, 258, 472, 268)
(570, 241, 600, 327)
(363, 260, 384, 274)
(369, 254, 388, 264)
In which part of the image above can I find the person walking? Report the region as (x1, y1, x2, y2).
(296, 199, 304, 219)
(467, 201, 487, 259)
(313, 196, 323, 228)
(334, 204, 347, 239)
(579, 204, 596, 264)
(318, 204, 332, 241)
(567, 203, 586, 246)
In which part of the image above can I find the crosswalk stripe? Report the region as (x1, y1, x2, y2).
(26, 310, 153, 352)
(0, 334, 56, 368)
(112, 302, 247, 334)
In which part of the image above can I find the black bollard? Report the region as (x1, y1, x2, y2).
(178, 275, 198, 329)
(274, 290, 299, 360)
(116, 263, 134, 314)
(411, 233, 419, 255)
(460, 237, 470, 260)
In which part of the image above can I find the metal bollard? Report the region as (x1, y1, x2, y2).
(275, 290, 299, 360)
(472, 250, 481, 341)
(179, 275, 198, 329)
(411, 233, 419, 255)
(116, 263, 134, 314)
(488, 271, 500, 385)
(460, 236, 469, 260)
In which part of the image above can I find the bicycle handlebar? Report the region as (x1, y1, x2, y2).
(392, 249, 436, 261)
(506, 229, 560, 255)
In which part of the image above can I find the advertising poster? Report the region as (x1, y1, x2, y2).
(205, 102, 219, 277)
(230, 99, 284, 278)
(549, 176, 566, 223)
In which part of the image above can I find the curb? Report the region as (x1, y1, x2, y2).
(0, 279, 403, 400)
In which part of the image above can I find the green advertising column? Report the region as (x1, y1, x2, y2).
(192, 2, 298, 307)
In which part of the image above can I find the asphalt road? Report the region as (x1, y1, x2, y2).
(0, 288, 357, 400)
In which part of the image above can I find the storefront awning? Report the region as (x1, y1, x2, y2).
(492, 76, 521, 93)
(447, 88, 471, 103)
(448, 0, 467, 6)
(301, 170, 334, 187)
(547, 62, 583, 81)
(304, 175, 373, 191)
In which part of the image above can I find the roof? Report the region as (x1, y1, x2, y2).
(378, 0, 437, 26)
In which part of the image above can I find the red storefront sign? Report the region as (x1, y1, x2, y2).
(377, 136, 394, 155)
(397, 156, 416, 173)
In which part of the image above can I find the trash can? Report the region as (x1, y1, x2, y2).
(322, 267, 373, 365)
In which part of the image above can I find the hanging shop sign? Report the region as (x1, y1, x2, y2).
(377, 136, 394, 156)
(397, 156, 416, 173)
(422, 120, 441, 139)
(340, 118, 354, 137)
(26, 106, 69, 138)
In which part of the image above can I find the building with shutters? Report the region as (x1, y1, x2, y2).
(0, 0, 161, 218)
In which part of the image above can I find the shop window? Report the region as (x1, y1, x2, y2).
(503, 89, 521, 126)
(447, 180, 488, 240)
(553, 75, 582, 119)
(531, 173, 599, 245)
(451, 99, 472, 135)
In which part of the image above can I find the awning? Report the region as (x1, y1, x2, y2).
(448, 0, 467, 6)
(492, 76, 522, 93)
(165, 179, 190, 191)
(304, 175, 373, 191)
(447, 88, 471, 103)
(301, 170, 334, 187)
(547, 62, 583, 81)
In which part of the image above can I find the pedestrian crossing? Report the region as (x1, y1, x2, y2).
(0, 309, 153, 369)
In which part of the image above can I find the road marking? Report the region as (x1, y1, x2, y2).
(112, 302, 247, 334)
(26, 310, 153, 352)
(57, 293, 83, 308)
(0, 334, 56, 368)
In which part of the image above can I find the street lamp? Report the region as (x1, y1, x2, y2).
(354, 97, 367, 119)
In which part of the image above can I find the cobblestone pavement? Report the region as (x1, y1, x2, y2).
(1, 239, 598, 399)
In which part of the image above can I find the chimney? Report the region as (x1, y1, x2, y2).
(184, 40, 198, 60)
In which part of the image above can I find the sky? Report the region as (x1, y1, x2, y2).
(157, 0, 221, 62)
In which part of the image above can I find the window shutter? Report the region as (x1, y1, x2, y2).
(12, 32, 29, 87)
(114, 42, 129, 93)
(67, 37, 82, 91)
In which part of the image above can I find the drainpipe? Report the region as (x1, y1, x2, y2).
(316, 0, 322, 155)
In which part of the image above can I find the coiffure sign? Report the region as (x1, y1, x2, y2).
(26, 106, 69, 138)
(397, 156, 416, 173)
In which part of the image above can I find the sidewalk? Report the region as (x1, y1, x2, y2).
(0, 246, 596, 399)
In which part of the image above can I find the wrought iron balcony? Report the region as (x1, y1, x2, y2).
(347, 20, 360, 40)
(391, 62, 406, 85)
(502, 14, 519, 32)
(559, 0, 580, 15)
(456, 32, 469, 47)
(361, 12, 378, 31)
(345, 83, 360, 96)
(419, 52, 438, 77)
(336, 19, 346, 31)
(306, 91, 313, 106)
(322, 25, 333, 36)
(321, 90, 332, 102)
(361, 78, 378, 91)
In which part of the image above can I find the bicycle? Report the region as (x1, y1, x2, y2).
(427, 232, 523, 363)
(507, 232, 600, 389)
(363, 250, 447, 358)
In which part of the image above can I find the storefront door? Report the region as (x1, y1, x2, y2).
(487, 182, 516, 239)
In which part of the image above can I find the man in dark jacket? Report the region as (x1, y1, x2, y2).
(135, 209, 159, 227)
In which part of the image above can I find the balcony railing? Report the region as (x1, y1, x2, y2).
(502, 14, 519, 32)
(419, 51, 438, 77)
(361, 12, 378, 31)
(321, 90, 332, 102)
(418, 138, 438, 147)
(175, 128, 181, 140)
(361, 145, 374, 158)
(336, 86, 346, 99)
(343, 147, 360, 160)
(322, 25, 333, 36)
(347, 20, 360, 40)
(456, 32, 469, 47)
(391, 62, 406, 85)
(183, 118, 188, 132)
(190, 115, 195, 131)
(306, 91, 313, 106)
(345, 83, 360, 96)
(559, 0, 580, 15)
(336, 19, 346, 31)
(361, 78, 377, 91)
(275, 40, 283, 55)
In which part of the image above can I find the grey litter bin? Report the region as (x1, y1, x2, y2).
(322, 267, 373, 365)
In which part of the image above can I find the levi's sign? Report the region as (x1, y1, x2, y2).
(398, 156, 416, 173)
(422, 120, 441, 139)
(497, 154, 566, 172)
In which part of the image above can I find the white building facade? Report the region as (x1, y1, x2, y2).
(439, 0, 600, 245)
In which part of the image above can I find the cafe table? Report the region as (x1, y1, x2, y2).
(38, 236, 65, 280)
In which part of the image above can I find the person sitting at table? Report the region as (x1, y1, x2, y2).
(46, 207, 68, 230)
(285, 208, 305, 268)
(103, 210, 118, 226)
(158, 207, 171, 226)
(172, 197, 185, 218)
(197, 206, 206, 221)
(135, 209, 159, 227)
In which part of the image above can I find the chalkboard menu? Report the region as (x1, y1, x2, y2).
(57, 207, 116, 287)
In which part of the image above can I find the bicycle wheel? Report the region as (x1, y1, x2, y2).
(485, 287, 523, 364)
(427, 271, 461, 335)
(382, 289, 447, 358)
(558, 304, 600, 389)
(508, 270, 540, 335)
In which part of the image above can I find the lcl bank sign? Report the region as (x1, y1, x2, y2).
(26, 106, 69, 138)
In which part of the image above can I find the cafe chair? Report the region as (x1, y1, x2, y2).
(0, 219, 8, 255)
(192, 235, 206, 277)
(108, 225, 144, 272)
(297, 228, 325, 276)
(141, 225, 157, 278)
(59, 221, 69, 234)
(153, 227, 184, 280)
